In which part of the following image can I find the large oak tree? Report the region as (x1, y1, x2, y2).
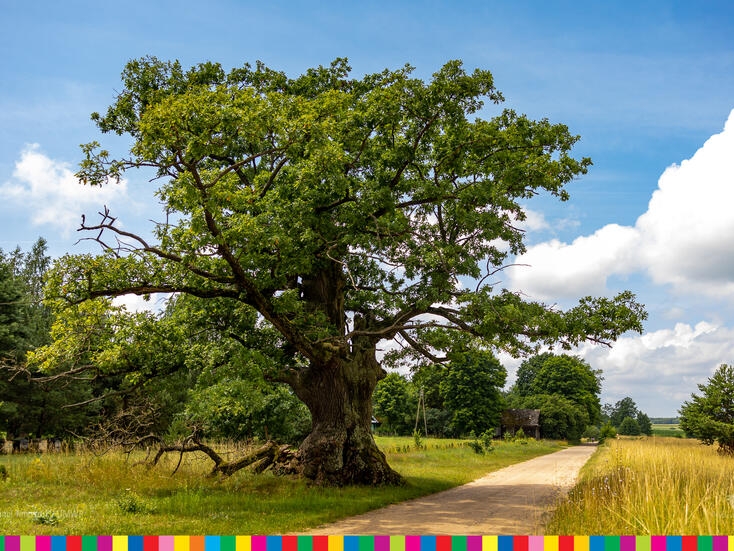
(50, 57, 646, 484)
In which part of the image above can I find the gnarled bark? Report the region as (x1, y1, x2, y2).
(289, 337, 403, 486)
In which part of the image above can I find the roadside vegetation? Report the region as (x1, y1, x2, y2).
(546, 437, 734, 534)
(0, 436, 563, 535)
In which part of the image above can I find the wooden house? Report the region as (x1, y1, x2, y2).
(500, 409, 541, 439)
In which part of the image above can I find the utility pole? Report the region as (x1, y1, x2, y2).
(414, 387, 428, 436)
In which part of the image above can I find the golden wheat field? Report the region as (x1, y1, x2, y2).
(546, 437, 734, 534)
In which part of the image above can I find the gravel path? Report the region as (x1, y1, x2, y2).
(308, 445, 596, 535)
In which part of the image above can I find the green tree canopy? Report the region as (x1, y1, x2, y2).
(618, 416, 641, 436)
(0, 261, 26, 363)
(508, 352, 603, 440)
(512, 393, 589, 442)
(530, 355, 602, 425)
(513, 353, 603, 426)
(680, 364, 734, 454)
(411, 363, 447, 411)
(440, 348, 506, 436)
(1, 239, 88, 439)
(0, 238, 53, 359)
(512, 352, 554, 397)
(45, 57, 646, 484)
(604, 396, 652, 436)
(372, 373, 415, 434)
(608, 397, 639, 427)
(407, 364, 452, 436)
(636, 411, 652, 436)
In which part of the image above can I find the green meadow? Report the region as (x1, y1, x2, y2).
(650, 424, 686, 438)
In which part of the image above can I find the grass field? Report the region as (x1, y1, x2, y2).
(651, 423, 686, 438)
(0, 437, 563, 534)
(546, 437, 734, 534)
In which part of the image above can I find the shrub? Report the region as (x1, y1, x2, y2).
(680, 364, 734, 454)
(412, 429, 424, 450)
(467, 440, 484, 454)
(114, 489, 155, 514)
(31, 511, 59, 526)
(583, 425, 601, 441)
(599, 422, 617, 442)
(469, 430, 495, 454)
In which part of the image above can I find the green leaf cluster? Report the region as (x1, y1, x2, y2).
(679, 363, 734, 454)
(440, 349, 506, 436)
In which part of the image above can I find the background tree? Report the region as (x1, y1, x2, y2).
(512, 352, 554, 397)
(411, 363, 452, 436)
(582, 424, 600, 441)
(636, 411, 652, 436)
(372, 373, 416, 435)
(507, 353, 602, 441)
(411, 363, 446, 411)
(507, 392, 589, 442)
(599, 421, 617, 442)
(1, 239, 94, 440)
(618, 416, 641, 436)
(0, 255, 27, 436)
(608, 397, 638, 428)
(679, 364, 734, 454)
(0, 259, 26, 363)
(440, 348, 506, 436)
(47, 57, 645, 484)
(530, 355, 602, 425)
(165, 294, 311, 444)
(604, 396, 652, 436)
(29, 291, 310, 446)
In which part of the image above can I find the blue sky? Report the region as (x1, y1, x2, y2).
(2, 1, 733, 416)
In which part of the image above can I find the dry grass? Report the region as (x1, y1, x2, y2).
(546, 437, 734, 534)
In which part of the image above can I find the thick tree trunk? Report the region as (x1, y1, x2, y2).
(284, 264, 401, 485)
(290, 344, 403, 486)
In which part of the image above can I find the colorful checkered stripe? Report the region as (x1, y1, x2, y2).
(0, 537, 732, 551)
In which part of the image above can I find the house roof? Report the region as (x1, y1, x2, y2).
(502, 408, 540, 426)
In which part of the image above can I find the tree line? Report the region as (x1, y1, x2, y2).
(2, 239, 654, 449)
(373, 350, 653, 442)
(1, 239, 309, 446)
(5, 237, 732, 467)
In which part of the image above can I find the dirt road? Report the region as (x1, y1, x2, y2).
(308, 445, 596, 535)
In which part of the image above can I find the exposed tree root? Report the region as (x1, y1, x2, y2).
(150, 436, 301, 478)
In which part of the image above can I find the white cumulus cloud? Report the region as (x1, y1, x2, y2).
(506, 108, 734, 302)
(0, 144, 129, 236)
(517, 208, 550, 232)
(636, 111, 734, 296)
(506, 224, 640, 300)
(575, 322, 734, 416)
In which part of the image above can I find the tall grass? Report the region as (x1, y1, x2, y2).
(546, 437, 734, 534)
(0, 437, 562, 534)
